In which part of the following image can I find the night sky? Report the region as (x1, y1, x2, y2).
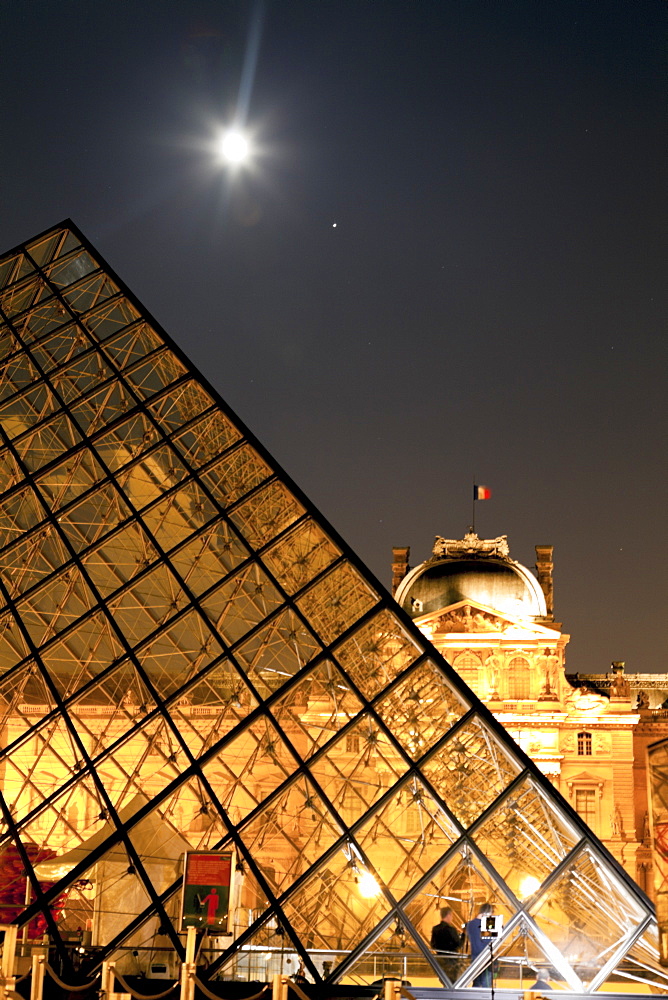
(1, 1, 665, 675)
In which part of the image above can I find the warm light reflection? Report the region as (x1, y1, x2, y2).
(518, 874, 541, 899)
(358, 871, 381, 898)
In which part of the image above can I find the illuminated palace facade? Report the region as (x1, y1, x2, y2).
(0, 222, 666, 993)
(393, 534, 668, 901)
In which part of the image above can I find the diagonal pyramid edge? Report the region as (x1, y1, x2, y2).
(0, 222, 656, 989)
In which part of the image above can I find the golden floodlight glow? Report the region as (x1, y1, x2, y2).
(358, 871, 381, 898)
(518, 874, 541, 899)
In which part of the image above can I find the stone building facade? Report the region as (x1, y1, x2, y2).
(392, 531, 666, 897)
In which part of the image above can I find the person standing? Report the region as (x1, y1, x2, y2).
(430, 906, 463, 981)
(465, 902, 493, 988)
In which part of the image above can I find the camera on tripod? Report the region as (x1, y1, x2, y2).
(480, 914, 503, 938)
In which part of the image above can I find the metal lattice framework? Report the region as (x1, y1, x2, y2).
(0, 221, 665, 992)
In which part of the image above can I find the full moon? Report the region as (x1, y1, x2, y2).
(218, 129, 250, 164)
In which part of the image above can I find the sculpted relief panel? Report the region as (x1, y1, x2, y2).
(436, 606, 504, 633)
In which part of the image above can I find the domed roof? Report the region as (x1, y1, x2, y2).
(395, 532, 547, 620)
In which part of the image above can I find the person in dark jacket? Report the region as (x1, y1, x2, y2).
(430, 907, 463, 981)
(465, 902, 493, 987)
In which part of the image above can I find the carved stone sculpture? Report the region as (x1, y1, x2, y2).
(432, 531, 510, 560)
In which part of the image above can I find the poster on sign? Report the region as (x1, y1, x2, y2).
(181, 851, 235, 931)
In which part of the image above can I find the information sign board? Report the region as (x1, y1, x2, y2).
(181, 851, 234, 931)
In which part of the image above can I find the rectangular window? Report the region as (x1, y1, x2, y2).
(575, 788, 597, 829)
(345, 733, 360, 754)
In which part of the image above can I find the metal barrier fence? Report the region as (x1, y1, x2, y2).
(0, 927, 420, 1000)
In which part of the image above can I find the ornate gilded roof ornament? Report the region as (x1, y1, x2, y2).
(432, 530, 510, 560)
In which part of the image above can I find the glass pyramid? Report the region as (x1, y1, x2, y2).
(0, 221, 663, 992)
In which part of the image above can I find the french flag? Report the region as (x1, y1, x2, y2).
(474, 485, 491, 500)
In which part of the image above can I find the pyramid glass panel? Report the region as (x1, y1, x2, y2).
(1, 525, 70, 601)
(0, 382, 60, 437)
(169, 518, 250, 595)
(296, 562, 379, 645)
(237, 774, 342, 895)
(262, 518, 342, 595)
(373, 658, 468, 760)
(280, 846, 393, 955)
(307, 713, 410, 828)
(170, 409, 242, 469)
(34, 447, 107, 508)
(15, 773, 103, 855)
(332, 608, 421, 700)
(39, 610, 125, 697)
(0, 484, 50, 549)
(228, 480, 304, 549)
(200, 714, 296, 825)
(0, 223, 658, 990)
(0, 451, 24, 492)
(201, 442, 272, 509)
(217, 912, 307, 985)
(133, 609, 224, 699)
(355, 778, 459, 902)
(0, 661, 56, 729)
(341, 919, 438, 988)
(166, 664, 257, 758)
(91, 721, 189, 808)
(402, 845, 517, 956)
(471, 775, 580, 900)
(233, 607, 323, 696)
(457, 917, 572, 991)
(269, 660, 364, 760)
(29, 324, 89, 372)
(201, 563, 284, 646)
(529, 843, 647, 987)
(421, 714, 522, 829)
(610, 927, 668, 993)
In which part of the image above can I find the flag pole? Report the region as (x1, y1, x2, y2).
(472, 475, 475, 533)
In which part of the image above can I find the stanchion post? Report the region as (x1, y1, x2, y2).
(271, 974, 289, 1000)
(30, 954, 45, 1000)
(21, 881, 31, 956)
(0, 924, 18, 1000)
(180, 927, 197, 1000)
(383, 977, 401, 1000)
(1, 925, 17, 980)
(101, 960, 115, 999)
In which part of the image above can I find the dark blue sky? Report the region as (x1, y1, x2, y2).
(1, 0, 665, 673)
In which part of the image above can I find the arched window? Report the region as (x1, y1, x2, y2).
(577, 731, 592, 756)
(455, 652, 481, 696)
(508, 656, 531, 699)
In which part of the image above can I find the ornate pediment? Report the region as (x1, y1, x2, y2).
(435, 605, 505, 633)
(416, 600, 563, 641)
(566, 769, 602, 784)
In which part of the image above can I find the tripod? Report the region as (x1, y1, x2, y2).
(489, 938, 495, 1000)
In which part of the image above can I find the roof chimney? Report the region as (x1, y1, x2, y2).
(391, 547, 410, 596)
(535, 545, 554, 618)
